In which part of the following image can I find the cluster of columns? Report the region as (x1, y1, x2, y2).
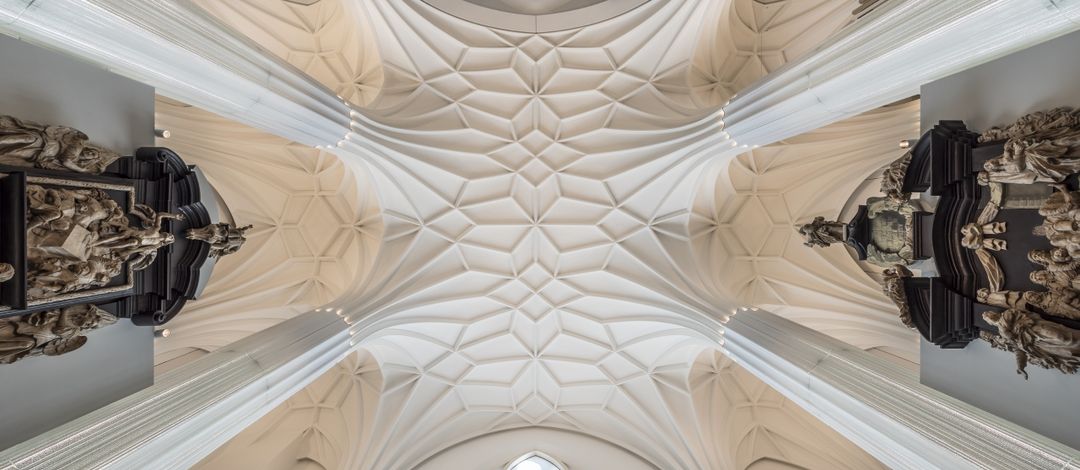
(1, 0, 1080, 469)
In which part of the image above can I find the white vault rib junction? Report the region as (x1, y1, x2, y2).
(0, 0, 1080, 469)
(314, 1, 739, 466)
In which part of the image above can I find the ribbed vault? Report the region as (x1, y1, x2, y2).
(153, 99, 383, 365)
(174, 0, 901, 468)
(692, 100, 922, 363)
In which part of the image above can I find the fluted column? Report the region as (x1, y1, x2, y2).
(0, 310, 350, 470)
(722, 0, 1080, 148)
(0, 0, 351, 148)
(723, 309, 1080, 470)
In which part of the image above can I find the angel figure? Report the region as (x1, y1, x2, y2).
(0, 305, 117, 364)
(0, 115, 120, 174)
(983, 308, 1080, 378)
(93, 204, 183, 270)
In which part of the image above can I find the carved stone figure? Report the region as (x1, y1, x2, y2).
(93, 204, 183, 270)
(977, 288, 1026, 310)
(1028, 248, 1080, 291)
(186, 223, 252, 258)
(882, 264, 915, 329)
(960, 222, 1007, 251)
(977, 287, 1080, 320)
(982, 308, 1080, 378)
(0, 115, 120, 174)
(0, 304, 117, 364)
(978, 108, 1080, 184)
(1039, 184, 1080, 218)
(798, 216, 845, 248)
(1033, 222, 1080, 259)
(0, 263, 11, 283)
(26, 185, 182, 300)
(1022, 289, 1080, 320)
(980, 107, 1080, 143)
(880, 151, 912, 204)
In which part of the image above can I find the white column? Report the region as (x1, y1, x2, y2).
(723, 309, 1080, 470)
(0, 0, 1079, 468)
(0, 0, 351, 148)
(0, 310, 350, 470)
(722, 0, 1080, 148)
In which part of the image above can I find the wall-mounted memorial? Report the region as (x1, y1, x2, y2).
(0, 115, 248, 363)
(801, 107, 1080, 379)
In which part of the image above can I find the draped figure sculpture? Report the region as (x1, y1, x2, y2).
(982, 308, 1080, 378)
(186, 222, 252, 258)
(0, 115, 120, 174)
(0, 304, 117, 364)
(978, 107, 1080, 184)
(26, 184, 182, 300)
(798, 216, 845, 248)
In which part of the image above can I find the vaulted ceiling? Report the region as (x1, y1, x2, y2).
(159, 0, 910, 468)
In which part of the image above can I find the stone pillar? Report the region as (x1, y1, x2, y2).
(723, 309, 1080, 470)
(722, 0, 1080, 148)
(0, 310, 350, 470)
(0, 0, 351, 148)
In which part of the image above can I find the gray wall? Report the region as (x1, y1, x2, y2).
(920, 29, 1080, 450)
(0, 35, 154, 450)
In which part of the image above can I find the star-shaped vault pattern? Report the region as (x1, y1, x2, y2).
(153, 98, 383, 363)
(174, 0, 897, 468)
(691, 101, 922, 363)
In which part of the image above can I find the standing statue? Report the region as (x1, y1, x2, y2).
(186, 223, 252, 258)
(0, 304, 117, 364)
(882, 264, 915, 329)
(978, 108, 1080, 184)
(0, 115, 121, 174)
(982, 308, 1080, 378)
(798, 216, 846, 248)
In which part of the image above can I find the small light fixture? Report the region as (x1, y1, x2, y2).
(154, 128, 170, 139)
(154, 328, 171, 338)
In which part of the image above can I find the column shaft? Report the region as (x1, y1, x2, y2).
(0, 0, 351, 148)
(0, 311, 350, 470)
(723, 310, 1080, 470)
(722, 0, 1080, 147)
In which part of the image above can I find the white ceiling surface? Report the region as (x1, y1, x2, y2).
(694, 100, 923, 363)
(689, 0, 857, 107)
(194, 0, 385, 107)
(176, 0, 898, 467)
(153, 99, 383, 363)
